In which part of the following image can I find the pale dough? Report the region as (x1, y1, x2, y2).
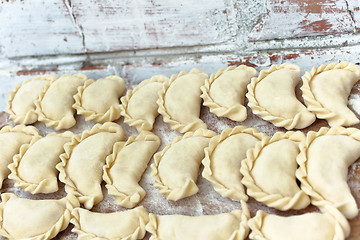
(35, 73, 88, 130)
(71, 206, 149, 240)
(241, 131, 310, 210)
(8, 132, 73, 194)
(297, 126, 360, 219)
(301, 61, 360, 127)
(202, 126, 268, 202)
(73, 76, 125, 123)
(6, 75, 57, 124)
(57, 122, 124, 209)
(103, 131, 160, 208)
(157, 69, 208, 133)
(201, 65, 257, 121)
(247, 64, 315, 130)
(151, 129, 216, 201)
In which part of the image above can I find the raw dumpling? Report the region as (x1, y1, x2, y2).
(0, 125, 38, 188)
(296, 126, 360, 219)
(157, 69, 208, 133)
(202, 126, 269, 202)
(121, 75, 169, 131)
(240, 131, 310, 210)
(73, 76, 125, 123)
(146, 201, 250, 240)
(201, 65, 257, 121)
(301, 61, 360, 127)
(248, 205, 350, 240)
(8, 131, 73, 194)
(151, 129, 216, 201)
(57, 122, 124, 209)
(246, 64, 316, 130)
(35, 73, 88, 130)
(0, 193, 79, 240)
(103, 131, 160, 208)
(5, 75, 57, 125)
(71, 206, 149, 240)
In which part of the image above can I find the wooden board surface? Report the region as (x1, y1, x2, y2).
(1, 0, 360, 239)
(0, 65, 359, 239)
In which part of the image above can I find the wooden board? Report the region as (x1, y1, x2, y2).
(0, 65, 359, 239)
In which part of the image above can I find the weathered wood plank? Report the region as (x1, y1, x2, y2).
(0, 0, 84, 58)
(70, 0, 232, 52)
(347, 0, 360, 31)
(248, 0, 356, 41)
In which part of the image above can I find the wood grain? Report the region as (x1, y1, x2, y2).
(0, 0, 83, 58)
(248, 0, 356, 41)
(69, 0, 232, 52)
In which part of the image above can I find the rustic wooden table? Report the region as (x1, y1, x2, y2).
(0, 0, 360, 239)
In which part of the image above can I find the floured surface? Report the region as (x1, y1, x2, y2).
(0, 78, 359, 240)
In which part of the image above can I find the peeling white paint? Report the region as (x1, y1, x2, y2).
(0, 1, 84, 58)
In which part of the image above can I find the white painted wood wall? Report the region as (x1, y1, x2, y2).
(1, 0, 360, 110)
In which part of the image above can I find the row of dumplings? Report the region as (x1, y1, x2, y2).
(0, 193, 351, 240)
(0, 123, 160, 209)
(3, 121, 358, 219)
(153, 125, 360, 220)
(0, 121, 358, 238)
(5, 72, 168, 132)
(1, 118, 359, 216)
(5, 61, 360, 133)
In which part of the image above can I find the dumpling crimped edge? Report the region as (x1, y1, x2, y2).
(56, 122, 124, 209)
(8, 131, 74, 194)
(120, 75, 169, 132)
(34, 73, 89, 130)
(157, 68, 208, 133)
(150, 128, 216, 200)
(240, 130, 311, 211)
(202, 125, 269, 202)
(246, 64, 310, 130)
(5, 75, 58, 125)
(70, 206, 149, 240)
(73, 76, 125, 123)
(145, 200, 251, 240)
(0, 192, 79, 240)
(296, 126, 360, 212)
(300, 61, 360, 126)
(103, 131, 160, 208)
(201, 65, 256, 122)
(248, 202, 350, 240)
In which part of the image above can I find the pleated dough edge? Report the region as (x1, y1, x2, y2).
(200, 65, 257, 122)
(248, 203, 351, 240)
(295, 126, 360, 212)
(301, 61, 360, 126)
(8, 131, 74, 194)
(103, 131, 160, 208)
(157, 69, 208, 133)
(56, 122, 124, 209)
(34, 73, 89, 130)
(70, 206, 149, 240)
(146, 201, 251, 240)
(5, 75, 58, 125)
(120, 75, 169, 132)
(0, 192, 80, 240)
(0, 124, 39, 136)
(240, 131, 311, 211)
(202, 126, 269, 202)
(151, 128, 216, 201)
(0, 125, 39, 188)
(246, 64, 312, 130)
(73, 76, 125, 123)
